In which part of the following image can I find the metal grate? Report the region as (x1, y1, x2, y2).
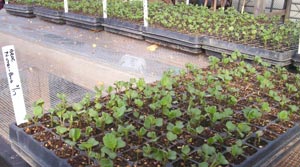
(0, 67, 93, 142)
(290, 1, 300, 21)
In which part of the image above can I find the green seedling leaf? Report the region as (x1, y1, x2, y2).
(288, 105, 299, 113)
(166, 132, 177, 141)
(155, 118, 163, 127)
(261, 102, 271, 112)
(95, 103, 102, 110)
(161, 93, 172, 107)
(198, 162, 209, 167)
(216, 152, 229, 165)
(243, 107, 262, 122)
(229, 140, 244, 158)
(88, 108, 98, 118)
(226, 121, 236, 132)
(69, 128, 81, 142)
(80, 137, 99, 149)
(56, 126, 68, 136)
(85, 126, 93, 136)
(99, 158, 113, 167)
(181, 145, 191, 155)
(167, 150, 177, 160)
(161, 74, 173, 90)
(196, 126, 204, 134)
(101, 146, 117, 159)
(278, 110, 289, 121)
(134, 99, 144, 108)
(65, 140, 76, 147)
(72, 103, 83, 112)
(103, 133, 117, 151)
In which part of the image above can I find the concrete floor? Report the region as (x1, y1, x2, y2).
(0, 8, 299, 167)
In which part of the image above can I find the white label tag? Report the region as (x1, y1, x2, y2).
(143, 0, 148, 27)
(64, 0, 68, 13)
(103, 0, 107, 18)
(2, 45, 27, 125)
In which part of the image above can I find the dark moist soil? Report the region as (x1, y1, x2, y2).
(113, 157, 131, 167)
(266, 124, 287, 134)
(33, 131, 55, 142)
(246, 137, 268, 149)
(173, 159, 198, 167)
(24, 126, 45, 135)
(262, 130, 278, 141)
(44, 139, 66, 150)
(224, 152, 246, 165)
(38, 114, 51, 122)
(55, 145, 79, 159)
(276, 120, 295, 128)
(135, 158, 163, 167)
(121, 148, 143, 162)
(243, 145, 257, 156)
(41, 121, 58, 128)
(186, 137, 205, 148)
(68, 155, 95, 167)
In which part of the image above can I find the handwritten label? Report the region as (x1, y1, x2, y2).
(2, 45, 27, 125)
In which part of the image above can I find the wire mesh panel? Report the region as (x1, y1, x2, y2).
(290, 1, 300, 21)
(233, 0, 286, 13)
(0, 67, 93, 142)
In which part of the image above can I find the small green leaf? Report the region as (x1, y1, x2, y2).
(166, 132, 177, 141)
(198, 162, 209, 167)
(99, 158, 113, 167)
(103, 133, 117, 150)
(69, 128, 81, 142)
(72, 103, 83, 111)
(155, 118, 163, 127)
(181, 145, 190, 155)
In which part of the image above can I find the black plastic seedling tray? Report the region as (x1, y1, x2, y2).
(10, 115, 300, 167)
(103, 18, 144, 40)
(203, 37, 298, 66)
(143, 27, 205, 54)
(4, 4, 35, 18)
(63, 13, 104, 31)
(10, 123, 72, 167)
(292, 54, 300, 68)
(34, 7, 65, 24)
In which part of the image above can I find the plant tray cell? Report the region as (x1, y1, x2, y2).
(63, 13, 104, 31)
(33, 7, 65, 24)
(203, 37, 298, 66)
(4, 4, 35, 18)
(103, 18, 144, 40)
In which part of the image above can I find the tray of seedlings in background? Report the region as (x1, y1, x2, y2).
(4, 0, 35, 18)
(34, 0, 65, 24)
(64, 0, 104, 31)
(10, 51, 300, 167)
(103, 0, 144, 40)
